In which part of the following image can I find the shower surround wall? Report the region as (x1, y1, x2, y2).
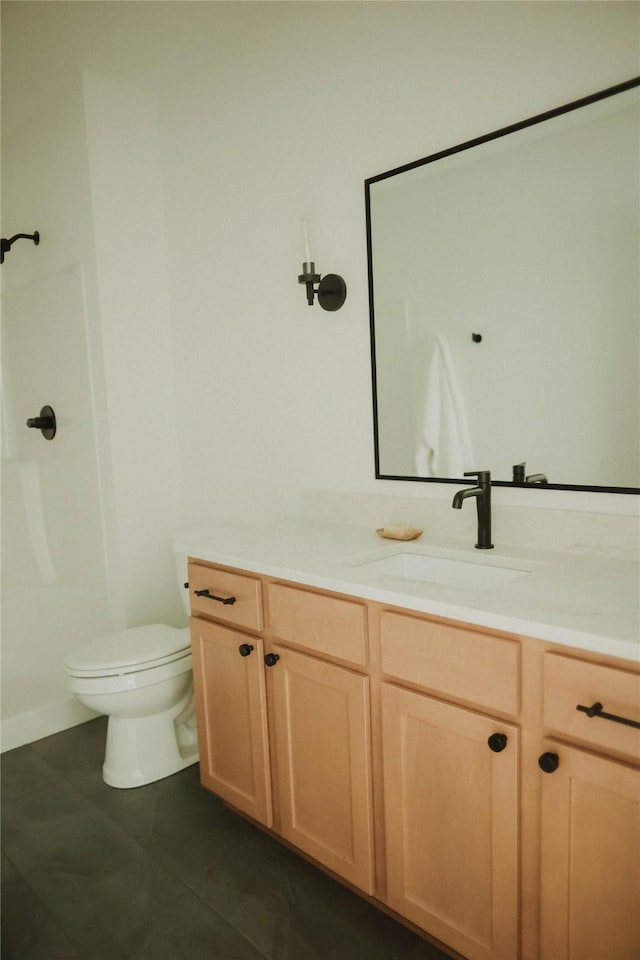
(1, 79, 113, 747)
(2, 1, 638, 749)
(1, 69, 183, 750)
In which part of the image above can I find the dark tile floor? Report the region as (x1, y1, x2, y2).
(2, 717, 452, 960)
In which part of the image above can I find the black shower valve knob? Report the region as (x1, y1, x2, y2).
(26, 405, 56, 440)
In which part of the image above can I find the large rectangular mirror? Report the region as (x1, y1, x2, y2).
(365, 78, 639, 493)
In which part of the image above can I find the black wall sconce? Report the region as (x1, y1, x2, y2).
(297, 219, 346, 312)
(1, 230, 40, 264)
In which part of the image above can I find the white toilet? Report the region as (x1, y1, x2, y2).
(64, 549, 198, 789)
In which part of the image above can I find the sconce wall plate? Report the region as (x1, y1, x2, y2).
(317, 274, 347, 312)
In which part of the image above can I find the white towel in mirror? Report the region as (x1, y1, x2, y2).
(415, 335, 474, 477)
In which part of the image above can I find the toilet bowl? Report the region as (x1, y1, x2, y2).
(65, 624, 198, 788)
(65, 548, 199, 788)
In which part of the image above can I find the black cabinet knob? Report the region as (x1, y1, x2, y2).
(264, 652, 280, 667)
(238, 644, 254, 657)
(538, 752, 560, 774)
(488, 733, 508, 753)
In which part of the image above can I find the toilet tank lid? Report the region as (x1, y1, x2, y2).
(65, 624, 190, 673)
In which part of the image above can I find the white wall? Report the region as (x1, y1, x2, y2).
(2, 1, 638, 746)
(158, 1, 640, 521)
(82, 71, 184, 628)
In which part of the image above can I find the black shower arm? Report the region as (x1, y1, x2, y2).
(0, 231, 40, 263)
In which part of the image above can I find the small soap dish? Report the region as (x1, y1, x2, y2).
(376, 526, 423, 541)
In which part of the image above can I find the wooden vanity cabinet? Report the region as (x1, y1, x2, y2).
(189, 561, 263, 631)
(265, 582, 375, 894)
(189, 557, 640, 960)
(538, 742, 639, 960)
(267, 643, 374, 893)
(188, 563, 374, 894)
(537, 652, 640, 960)
(188, 557, 274, 827)
(378, 611, 520, 960)
(190, 616, 273, 826)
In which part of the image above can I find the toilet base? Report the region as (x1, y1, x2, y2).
(102, 693, 199, 789)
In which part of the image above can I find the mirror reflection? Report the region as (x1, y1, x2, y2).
(366, 79, 639, 492)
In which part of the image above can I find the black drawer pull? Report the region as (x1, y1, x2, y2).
(576, 701, 640, 730)
(238, 644, 254, 657)
(194, 588, 237, 606)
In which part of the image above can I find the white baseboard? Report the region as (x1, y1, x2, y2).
(0, 697, 102, 752)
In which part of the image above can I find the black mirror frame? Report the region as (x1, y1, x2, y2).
(364, 77, 640, 495)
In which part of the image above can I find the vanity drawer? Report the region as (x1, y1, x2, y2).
(267, 582, 368, 666)
(188, 561, 263, 632)
(380, 611, 520, 715)
(543, 653, 640, 761)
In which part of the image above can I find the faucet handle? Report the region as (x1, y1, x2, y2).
(463, 470, 491, 483)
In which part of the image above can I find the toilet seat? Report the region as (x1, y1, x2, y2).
(65, 624, 190, 679)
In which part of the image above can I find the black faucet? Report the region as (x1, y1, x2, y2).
(452, 470, 494, 549)
(512, 463, 548, 484)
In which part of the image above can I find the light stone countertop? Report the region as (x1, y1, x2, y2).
(174, 520, 640, 663)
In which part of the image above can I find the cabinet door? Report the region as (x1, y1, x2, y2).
(190, 617, 272, 827)
(540, 743, 640, 960)
(268, 645, 374, 894)
(381, 683, 518, 960)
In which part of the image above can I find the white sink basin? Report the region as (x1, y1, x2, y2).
(352, 550, 536, 591)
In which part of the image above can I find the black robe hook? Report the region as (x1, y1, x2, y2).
(0, 231, 40, 264)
